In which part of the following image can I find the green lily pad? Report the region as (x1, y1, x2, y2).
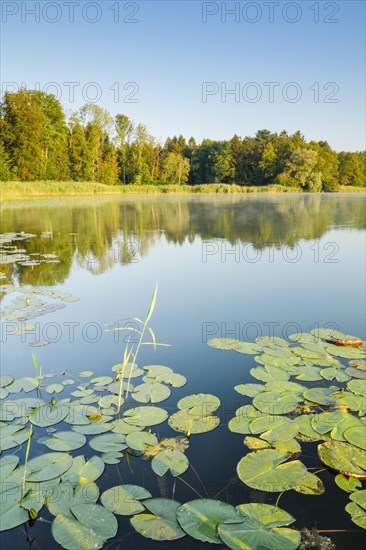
(89, 433, 127, 453)
(250, 366, 289, 384)
(244, 437, 270, 450)
(52, 503, 118, 550)
(78, 371, 94, 378)
(295, 366, 323, 381)
(90, 376, 113, 386)
(143, 365, 173, 377)
(155, 372, 187, 387)
(330, 414, 363, 442)
(0, 376, 14, 388)
(335, 474, 362, 493)
(237, 450, 307, 492)
(318, 441, 366, 478)
(131, 498, 185, 540)
(112, 419, 143, 435)
(0, 489, 29, 531)
(126, 430, 158, 452)
(294, 472, 325, 495)
(123, 406, 168, 427)
(207, 338, 244, 351)
(72, 422, 113, 435)
(0, 455, 19, 480)
(176, 499, 242, 544)
(303, 387, 338, 406)
(61, 456, 105, 486)
(151, 450, 189, 477)
(169, 410, 220, 435)
(344, 426, 366, 450)
(30, 403, 70, 427)
(346, 490, 366, 529)
(132, 381, 171, 404)
(101, 452, 124, 464)
(0, 422, 30, 451)
(26, 452, 73, 482)
(253, 392, 300, 415)
(177, 393, 220, 415)
(101, 484, 152, 515)
(347, 379, 366, 396)
(218, 503, 300, 550)
(326, 344, 365, 359)
(42, 431, 87, 452)
(45, 384, 65, 394)
(311, 410, 347, 434)
(7, 377, 38, 393)
(235, 384, 265, 397)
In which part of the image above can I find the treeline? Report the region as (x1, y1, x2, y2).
(0, 90, 365, 190)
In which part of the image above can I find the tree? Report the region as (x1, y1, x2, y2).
(160, 152, 190, 184)
(277, 148, 321, 191)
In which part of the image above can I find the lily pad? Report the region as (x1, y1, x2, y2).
(318, 441, 366, 478)
(7, 377, 38, 393)
(102, 484, 152, 515)
(253, 392, 299, 415)
(237, 450, 307, 492)
(151, 450, 189, 477)
(89, 433, 127, 453)
(335, 474, 362, 493)
(177, 393, 220, 415)
(0, 422, 30, 451)
(42, 431, 87, 452)
(218, 503, 300, 550)
(123, 406, 168, 427)
(176, 499, 242, 544)
(52, 503, 118, 550)
(30, 403, 70, 427)
(169, 410, 220, 435)
(344, 426, 366, 450)
(156, 372, 187, 387)
(132, 381, 171, 404)
(131, 498, 185, 540)
(294, 472, 325, 495)
(26, 452, 73, 482)
(126, 431, 158, 452)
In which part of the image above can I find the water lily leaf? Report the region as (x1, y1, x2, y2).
(7, 377, 38, 393)
(177, 393, 220, 415)
(295, 472, 325, 495)
(155, 372, 187, 387)
(207, 338, 244, 351)
(112, 362, 143, 378)
(346, 490, 366, 528)
(62, 379, 75, 386)
(253, 392, 300, 415)
(244, 437, 270, 450)
(0, 388, 8, 399)
(346, 367, 366, 379)
(344, 427, 366, 450)
(131, 498, 185, 540)
(273, 439, 301, 454)
(123, 406, 168, 427)
(71, 388, 94, 398)
(326, 344, 365, 359)
(335, 474, 362, 493)
(101, 452, 123, 464)
(72, 422, 113, 435)
(152, 449, 189, 477)
(0, 422, 30, 451)
(112, 419, 143, 435)
(176, 499, 242, 544)
(237, 450, 307, 492)
(169, 410, 220, 435)
(47, 480, 99, 517)
(89, 433, 127, 453)
(218, 503, 300, 550)
(101, 485, 152, 515)
(0, 455, 19, 480)
(296, 415, 323, 442)
(318, 441, 366, 478)
(333, 391, 366, 412)
(42, 431, 87, 452)
(126, 431, 158, 452)
(62, 456, 105, 486)
(63, 404, 96, 426)
(320, 368, 350, 383)
(98, 395, 119, 409)
(143, 365, 173, 377)
(256, 354, 300, 368)
(228, 416, 252, 435)
(132, 381, 171, 404)
(303, 387, 338, 406)
(250, 366, 289, 384)
(253, 417, 299, 442)
(26, 452, 73, 482)
(145, 437, 189, 458)
(52, 503, 118, 550)
(0, 490, 29, 531)
(311, 410, 347, 434)
(295, 366, 323, 381)
(0, 376, 14, 388)
(235, 384, 264, 397)
(30, 403, 70, 427)
(265, 380, 306, 394)
(45, 384, 64, 394)
(90, 376, 113, 386)
(78, 371, 94, 378)
(347, 379, 366, 396)
(257, 337, 289, 348)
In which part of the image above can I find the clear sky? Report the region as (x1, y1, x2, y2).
(1, 0, 365, 151)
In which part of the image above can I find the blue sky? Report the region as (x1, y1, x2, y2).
(1, 0, 365, 150)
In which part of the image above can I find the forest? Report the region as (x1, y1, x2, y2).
(0, 89, 365, 190)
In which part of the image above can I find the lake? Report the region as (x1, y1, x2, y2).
(1, 193, 365, 549)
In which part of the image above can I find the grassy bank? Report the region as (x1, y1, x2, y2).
(1, 181, 365, 201)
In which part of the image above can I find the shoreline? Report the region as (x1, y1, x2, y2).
(1, 181, 365, 202)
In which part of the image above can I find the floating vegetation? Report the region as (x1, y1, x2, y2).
(0, 287, 365, 549)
